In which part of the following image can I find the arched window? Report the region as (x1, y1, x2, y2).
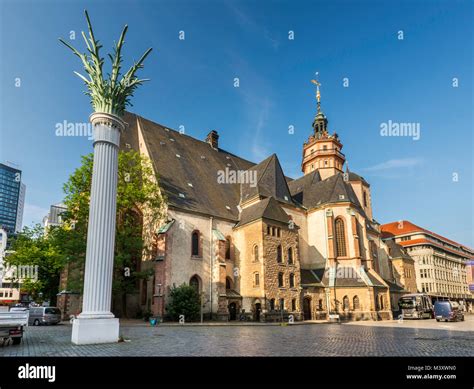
(363, 191, 368, 207)
(289, 273, 295, 288)
(343, 295, 349, 311)
(225, 236, 232, 259)
(269, 298, 275, 311)
(279, 298, 285, 311)
(253, 245, 259, 262)
(277, 245, 283, 263)
(189, 275, 200, 294)
(335, 218, 347, 257)
(254, 272, 260, 287)
(225, 277, 232, 290)
(378, 295, 385, 310)
(278, 272, 284, 287)
(191, 230, 200, 256)
(318, 299, 323, 310)
(287, 247, 294, 264)
(353, 295, 360, 310)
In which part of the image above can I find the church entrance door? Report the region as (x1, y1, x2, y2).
(229, 302, 237, 320)
(255, 303, 261, 321)
(303, 297, 312, 320)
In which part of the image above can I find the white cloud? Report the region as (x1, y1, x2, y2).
(364, 158, 423, 172)
(225, 2, 280, 50)
(249, 97, 272, 161)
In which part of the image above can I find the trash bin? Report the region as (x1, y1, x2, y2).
(149, 316, 161, 326)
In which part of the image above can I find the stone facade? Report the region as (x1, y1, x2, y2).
(261, 220, 302, 319)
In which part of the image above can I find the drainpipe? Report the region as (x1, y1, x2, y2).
(209, 217, 213, 320)
(323, 209, 331, 319)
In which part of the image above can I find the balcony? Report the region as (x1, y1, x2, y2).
(303, 148, 345, 162)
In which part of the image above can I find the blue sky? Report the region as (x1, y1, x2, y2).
(1, 0, 472, 246)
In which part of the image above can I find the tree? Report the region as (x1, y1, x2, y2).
(55, 150, 164, 317)
(6, 224, 64, 304)
(166, 284, 201, 322)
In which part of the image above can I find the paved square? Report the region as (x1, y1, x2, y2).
(1, 317, 473, 357)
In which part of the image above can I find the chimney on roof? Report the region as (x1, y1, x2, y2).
(205, 130, 219, 149)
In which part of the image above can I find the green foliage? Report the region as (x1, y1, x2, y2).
(6, 224, 64, 303)
(57, 150, 163, 316)
(59, 10, 152, 116)
(166, 284, 201, 322)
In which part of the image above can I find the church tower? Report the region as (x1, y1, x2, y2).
(301, 78, 345, 180)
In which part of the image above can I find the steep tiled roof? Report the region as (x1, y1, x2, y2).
(287, 170, 321, 206)
(235, 197, 291, 228)
(383, 238, 413, 261)
(316, 266, 387, 288)
(121, 111, 368, 223)
(320, 267, 367, 287)
(121, 112, 254, 221)
(240, 154, 294, 205)
(300, 269, 324, 287)
(289, 171, 364, 211)
(383, 279, 407, 293)
(348, 171, 370, 187)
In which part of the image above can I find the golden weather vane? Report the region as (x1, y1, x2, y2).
(311, 72, 321, 112)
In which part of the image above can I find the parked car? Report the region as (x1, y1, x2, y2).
(28, 307, 61, 326)
(434, 301, 464, 322)
(0, 306, 29, 345)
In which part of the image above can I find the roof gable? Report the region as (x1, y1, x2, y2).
(240, 154, 293, 205)
(236, 197, 291, 228)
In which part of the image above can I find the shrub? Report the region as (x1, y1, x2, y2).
(166, 284, 200, 322)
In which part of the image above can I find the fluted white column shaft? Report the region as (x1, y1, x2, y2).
(79, 113, 124, 319)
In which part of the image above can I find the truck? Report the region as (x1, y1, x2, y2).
(398, 293, 434, 319)
(0, 306, 28, 344)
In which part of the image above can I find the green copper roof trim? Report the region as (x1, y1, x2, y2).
(358, 266, 373, 286)
(213, 229, 226, 241)
(157, 219, 175, 234)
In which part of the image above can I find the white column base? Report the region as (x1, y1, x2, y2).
(71, 317, 120, 345)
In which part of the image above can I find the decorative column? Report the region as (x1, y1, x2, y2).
(72, 112, 125, 345)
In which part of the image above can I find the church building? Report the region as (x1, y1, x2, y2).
(117, 81, 412, 321)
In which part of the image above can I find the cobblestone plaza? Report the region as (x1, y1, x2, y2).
(1, 318, 473, 357)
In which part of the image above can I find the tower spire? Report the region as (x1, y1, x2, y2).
(310, 73, 328, 135)
(311, 75, 321, 114)
(302, 74, 345, 178)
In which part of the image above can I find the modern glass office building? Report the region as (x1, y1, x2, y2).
(0, 163, 24, 235)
